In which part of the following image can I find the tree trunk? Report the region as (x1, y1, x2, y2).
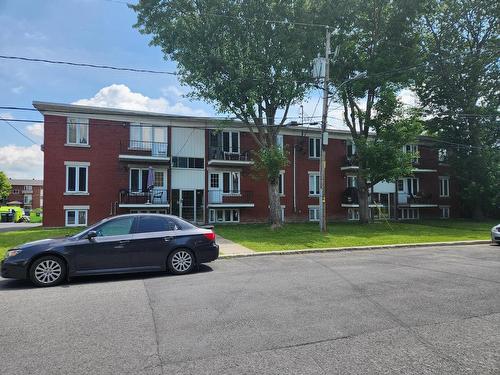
(268, 180, 282, 229)
(357, 177, 370, 224)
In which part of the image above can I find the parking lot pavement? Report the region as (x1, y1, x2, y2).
(0, 243, 499, 375)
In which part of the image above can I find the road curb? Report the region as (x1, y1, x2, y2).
(219, 240, 492, 259)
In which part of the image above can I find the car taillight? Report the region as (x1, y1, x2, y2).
(203, 231, 216, 241)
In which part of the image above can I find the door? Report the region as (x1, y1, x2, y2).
(181, 190, 195, 221)
(71, 216, 137, 273)
(129, 215, 180, 269)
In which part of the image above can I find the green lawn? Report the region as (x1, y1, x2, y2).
(0, 227, 81, 260)
(215, 220, 496, 252)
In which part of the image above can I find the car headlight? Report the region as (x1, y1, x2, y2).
(6, 249, 22, 258)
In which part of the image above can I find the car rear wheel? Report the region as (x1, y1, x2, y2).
(167, 248, 195, 275)
(29, 256, 66, 287)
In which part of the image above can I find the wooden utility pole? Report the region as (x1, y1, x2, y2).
(319, 27, 331, 232)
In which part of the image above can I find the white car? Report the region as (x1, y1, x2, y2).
(492, 224, 500, 244)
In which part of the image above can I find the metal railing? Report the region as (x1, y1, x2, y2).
(398, 193, 434, 205)
(343, 155, 359, 167)
(208, 147, 251, 161)
(120, 140, 169, 158)
(119, 188, 169, 205)
(208, 189, 253, 204)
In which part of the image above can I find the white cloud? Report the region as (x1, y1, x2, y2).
(0, 144, 43, 179)
(73, 84, 209, 117)
(161, 85, 186, 98)
(27, 123, 44, 140)
(0, 112, 14, 120)
(398, 88, 420, 108)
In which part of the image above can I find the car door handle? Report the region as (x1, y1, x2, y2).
(114, 240, 130, 249)
(164, 236, 174, 242)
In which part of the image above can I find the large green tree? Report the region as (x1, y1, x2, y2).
(131, 0, 322, 227)
(323, 0, 423, 223)
(416, 0, 500, 219)
(0, 171, 12, 203)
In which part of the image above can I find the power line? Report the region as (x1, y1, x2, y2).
(0, 115, 38, 145)
(0, 55, 177, 75)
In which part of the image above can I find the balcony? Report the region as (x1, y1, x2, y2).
(340, 155, 359, 171)
(207, 147, 254, 167)
(207, 189, 254, 208)
(397, 193, 437, 208)
(118, 188, 170, 208)
(341, 188, 379, 208)
(119, 140, 170, 162)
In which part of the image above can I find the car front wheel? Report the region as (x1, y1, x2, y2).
(167, 248, 195, 275)
(29, 256, 66, 287)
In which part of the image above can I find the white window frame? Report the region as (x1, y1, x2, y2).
(438, 148, 448, 163)
(130, 123, 168, 147)
(129, 168, 167, 193)
(346, 140, 356, 157)
(208, 208, 240, 223)
(347, 208, 359, 221)
(308, 172, 320, 196)
(440, 206, 450, 219)
(347, 175, 357, 188)
(209, 171, 240, 195)
(309, 137, 320, 158)
(23, 194, 32, 205)
(400, 208, 419, 220)
(222, 131, 240, 154)
(278, 171, 285, 196)
(277, 134, 284, 150)
(64, 206, 89, 227)
(439, 176, 450, 197)
(66, 118, 89, 146)
(308, 206, 320, 221)
(65, 162, 89, 194)
(404, 144, 419, 163)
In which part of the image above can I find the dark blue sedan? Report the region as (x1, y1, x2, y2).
(1, 214, 219, 287)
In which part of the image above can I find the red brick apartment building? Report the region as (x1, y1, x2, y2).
(7, 179, 43, 210)
(33, 101, 458, 227)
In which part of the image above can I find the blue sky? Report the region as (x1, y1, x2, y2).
(1, 0, 416, 179)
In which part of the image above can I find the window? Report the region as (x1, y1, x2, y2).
(12, 189, 20, 194)
(347, 175, 357, 188)
(209, 209, 240, 223)
(95, 216, 134, 236)
(347, 208, 359, 221)
(130, 124, 167, 150)
(67, 118, 89, 145)
(65, 209, 87, 226)
(23, 194, 32, 205)
(210, 173, 219, 188)
(346, 140, 356, 157)
(278, 171, 285, 195)
(399, 177, 419, 195)
(136, 216, 178, 233)
(309, 138, 320, 158)
(308, 206, 320, 221)
(438, 148, 448, 163)
(66, 165, 88, 193)
(130, 168, 166, 193)
(222, 171, 240, 194)
(439, 176, 449, 197)
(172, 157, 204, 169)
(222, 131, 240, 153)
(400, 208, 419, 220)
(23, 185, 32, 192)
(277, 134, 284, 150)
(308, 172, 320, 196)
(403, 144, 419, 163)
(440, 207, 450, 219)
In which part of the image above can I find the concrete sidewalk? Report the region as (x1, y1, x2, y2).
(216, 234, 254, 255)
(0, 223, 42, 233)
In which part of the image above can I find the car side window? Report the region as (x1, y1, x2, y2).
(137, 216, 179, 233)
(95, 217, 135, 237)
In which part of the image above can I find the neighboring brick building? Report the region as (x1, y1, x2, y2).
(33, 101, 457, 227)
(7, 178, 43, 210)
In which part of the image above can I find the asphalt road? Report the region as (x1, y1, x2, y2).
(1, 244, 499, 375)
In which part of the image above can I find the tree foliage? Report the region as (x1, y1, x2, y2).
(321, 0, 424, 223)
(417, 0, 500, 218)
(131, 0, 322, 227)
(0, 171, 11, 201)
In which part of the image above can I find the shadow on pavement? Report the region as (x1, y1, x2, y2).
(0, 264, 213, 291)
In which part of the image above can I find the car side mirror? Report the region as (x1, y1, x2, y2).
(86, 230, 97, 241)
